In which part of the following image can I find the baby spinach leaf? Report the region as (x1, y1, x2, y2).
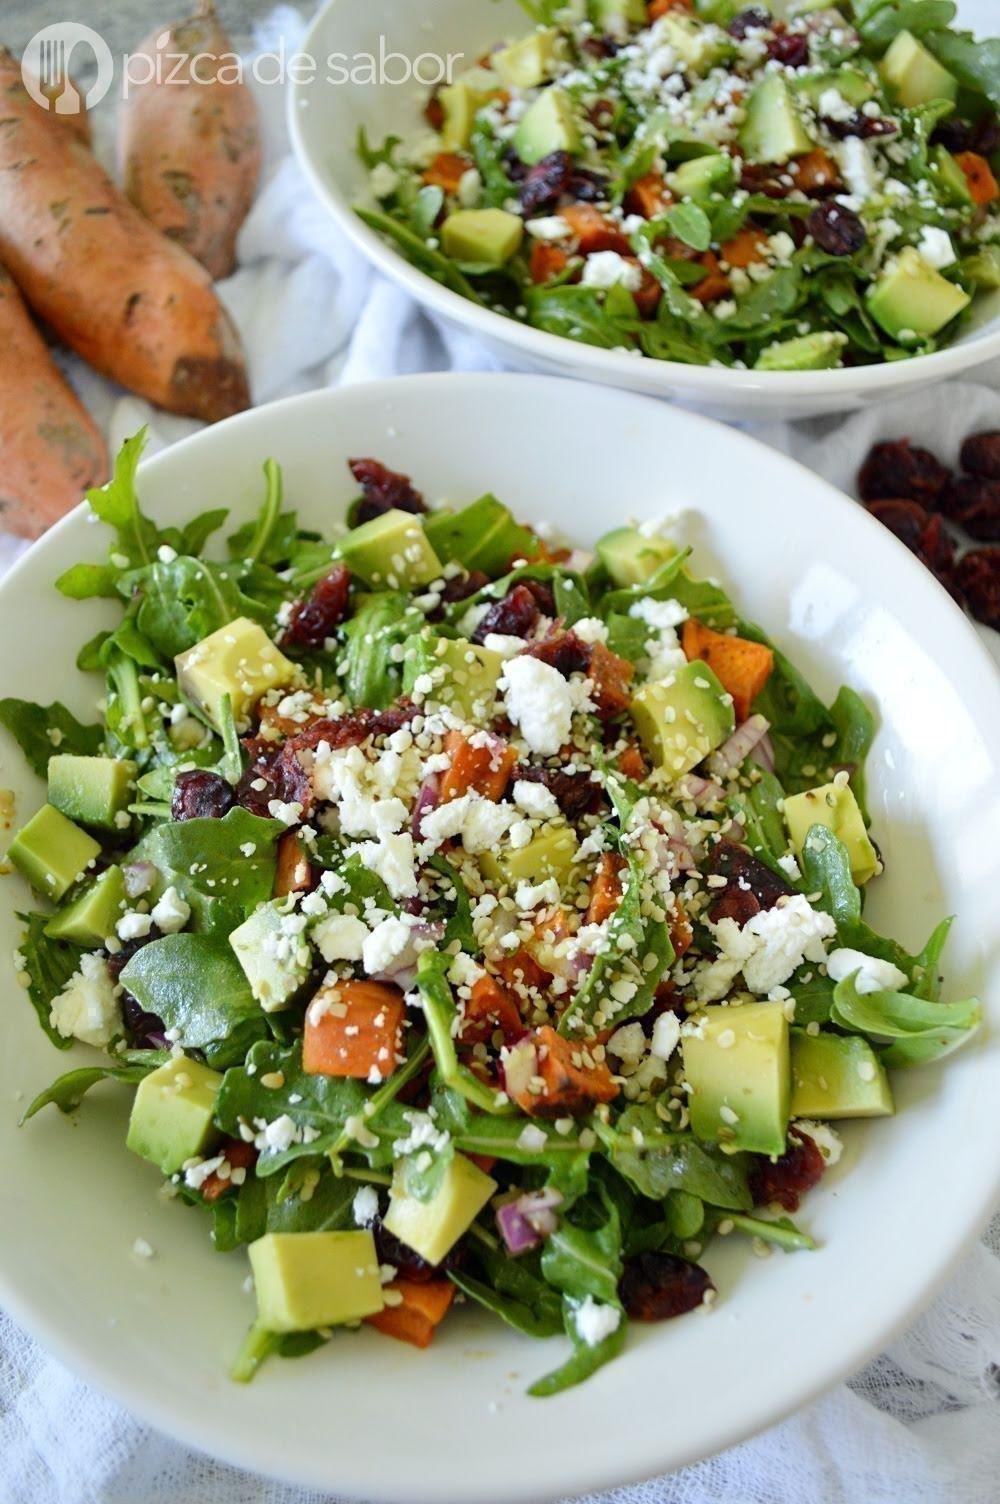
(797, 825, 916, 974)
(525, 285, 638, 350)
(21, 1058, 162, 1121)
(131, 808, 283, 927)
(730, 769, 790, 875)
(831, 971, 981, 1067)
(664, 202, 712, 252)
(529, 1200, 626, 1396)
(15, 914, 84, 1049)
(924, 29, 1000, 107)
(216, 1041, 366, 1175)
(607, 1106, 752, 1210)
(0, 698, 104, 779)
(119, 933, 268, 1067)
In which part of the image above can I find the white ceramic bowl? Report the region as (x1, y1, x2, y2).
(288, 0, 1000, 421)
(1, 375, 998, 1502)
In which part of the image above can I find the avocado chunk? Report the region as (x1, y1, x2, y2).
(440, 208, 524, 268)
(8, 803, 101, 900)
(513, 88, 581, 166)
(657, 14, 730, 75)
(249, 1229, 384, 1332)
(929, 145, 974, 207)
(423, 494, 537, 577)
(794, 67, 876, 109)
(683, 1001, 790, 1156)
(783, 782, 878, 884)
(740, 74, 814, 165)
(631, 660, 735, 777)
(493, 28, 565, 88)
(478, 821, 578, 890)
(402, 632, 505, 721)
(596, 526, 679, 587)
(592, 0, 646, 32)
(126, 1055, 223, 1175)
(964, 245, 1000, 290)
(439, 68, 500, 151)
(175, 617, 297, 733)
(866, 247, 971, 341)
(230, 898, 312, 1013)
(755, 332, 848, 372)
(44, 865, 126, 946)
(338, 508, 442, 589)
(790, 1029, 894, 1119)
(383, 1153, 497, 1265)
(48, 754, 136, 833)
(667, 152, 735, 202)
(880, 29, 957, 109)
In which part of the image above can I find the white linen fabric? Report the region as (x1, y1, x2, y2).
(1, 9, 997, 1501)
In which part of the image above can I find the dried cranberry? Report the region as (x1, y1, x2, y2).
(972, 111, 1000, 157)
(235, 736, 312, 820)
(432, 569, 490, 619)
(424, 94, 444, 132)
(503, 148, 528, 183)
(348, 458, 426, 524)
(518, 150, 575, 215)
(619, 1252, 714, 1321)
(960, 431, 1000, 481)
(522, 578, 556, 616)
(857, 438, 951, 506)
(940, 476, 1000, 542)
(373, 1218, 467, 1278)
(471, 583, 540, 643)
(748, 1130, 826, 1212)
(566, 167, 610, 203)
(766, 31, 809, 66)
(523, 629, 591, 678)
(171, 768, 236, 821)
(705, 840, 793, 926)
(806, 201, 866, 255)
(823, 111, 897, 141)
(281, 702, 418, 757)
(512, 763, 606, 818)
(955, 548, 1000, 630)
(580, 34, 620, 59)
(931, 116, 973, 154)
(737, 162, 791, 199)
(105, 927, 160, 986)
(728, 7, 771, 38)
(281, 564, 351, 650)
(119, 989, 166, 1049)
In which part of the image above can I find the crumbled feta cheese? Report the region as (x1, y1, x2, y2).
(793, 1120, 843, 1166)
(514, 876, 561, 911)
(916, 226, 955, 270)
(825, 947, 908, 995)
(580, 251, 642, 291)
(512, 779, 560, 820)
(501, 656, 575, 756)
(117, 910, 153, 942)
(313, 912, 368, 964)
(650, 1010, 681, 1061)
(362, 916, 416, 977)
(818, 87, 854, 123)
(457, 167, 482, 208)
(420, 790, 515, 854)
(697, 895, 835, 1001)
(150, 885, 191, 935)
(352, 1184, 379, 1227)
(835, 137, 882, 203)
(571, 616, 609, 646)
(574, 1295, 621, 1347)
(483, 633, 530, 660)
(607, 1021, 647, 1071)
(351, 832, 418, 899)
(525, 215, 572, 242)
(776, 852, 802, 882)
(49, 953, 121, 1047)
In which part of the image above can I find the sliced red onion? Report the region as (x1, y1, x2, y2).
(674, 773, 725, 808)
(496, 1189, 563, 1256)
(368, 922, 443, 986)
(123, 861, 158, 899)
(653, 810, 696, 872)
(749, 730, 775, 774)
(707, 715, 772, 778)
(411, 773, 441, 838)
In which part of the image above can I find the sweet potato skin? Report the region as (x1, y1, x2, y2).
(0, 95, 250, 421)
(0, 47, 91, 147)
(120, 3, 261, 280)
(0, 267, 108, 539)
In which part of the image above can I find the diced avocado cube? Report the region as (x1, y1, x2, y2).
(249, 1229, 384, 1333)
(866, 247, 970, 341)
(929, 145, 974, 207)
(126, 1055, 223, 1175)
(478, 822, 578, 890)
(683, 1001, 790, 1157)
(963, 245, 1000, 290)
(794, 67, 876, 109)
(513, 88, 581, 166)
(755, 332, 848, 372)
(175, 617, 297, 733)
(880, 29, 957, 109)
(383, 1153, 497, 1265)
(740, 74, 814, 165)
(493, 28, 566, 89)
(7, 803, 101, 900)
(423, 494, 537, 577)
(48, 754, 136, 833)
(44, 865, 126, 946)
(631, 660, 735, 778)
(402, 632, 505, 722)
(658, 13, 730, 75)
(439, 69, 500, 151)
(338, 508, 442, 589)
(440, 208, 524, 268)
(667, 152, 735, 202)
(790, 1029, 894, 1120)
(230, 898, 312, 1013)
(591, 0, 646, 32)
(596, 526, 679, 587)
(783, 782, 878, 884)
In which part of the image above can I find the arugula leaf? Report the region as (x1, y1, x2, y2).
(731, 769, 790, 875)
(451, 1255, 564, 1339)
(728, 1212, 816, 1251)
(340, 591, 423, 709)
(426, 854, 479, 954)
(796, 824, 918, 974)
(357, 208, 484, 301)
(529, 1198, 626, 1396)
(855, 1, 957, 49)
(119, 933, 269, 1067)
(179, 508, 229, 557)
(831, 971, 981, 1067)
(21, 1057, 165, 1121)
(241, 460, 284, 566)
(525, 284, 639, 350)
(227, 1164, 358, 1248)
(416, 951, 511, 1113)
(0, 698, 104, 779)
(85, 428, 159, 568)
(605, 1106, 752, 1210)
(925, 28, 1000, 108)
(356, 126, 399, 169)
(470, 120, 517, 208)
(664, 202, 712, 252)
(130, 808, 283, 929)
(15, 914, 84, 1049)
(55, 563, 121, 601)
(596, 550, 691, 621)
(117, 555, 244, 661)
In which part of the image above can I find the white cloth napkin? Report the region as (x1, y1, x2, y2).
(1, 8, 998, 1501)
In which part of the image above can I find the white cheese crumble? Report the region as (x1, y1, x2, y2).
(150, 885, 191, 935)
(49, 953, 121, 1047)
(512, 779, 560, 820)
(514, 876, 561, 911)
(793, 1120, 843, 1166)
(500, 655, 575, 756)
(362, 915, 416, 977)
(351, 832, 418, 899)
(313, 911, 368, 964)
(916, 226, 956, 270)
(352, 1184, 379, 1227)
(574, 1295, 622, 1347)
(525, 214, 572, 242)
(571, 616, 609, 646)
(825, 947, 908, 995)
(650, 1010, 681, 1061)
(697, 895, 836, 1001)
(580, 251, 642, 291)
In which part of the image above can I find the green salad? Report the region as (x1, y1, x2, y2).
(357, 0, 1000, 371)
(2, 436, 981, 1391)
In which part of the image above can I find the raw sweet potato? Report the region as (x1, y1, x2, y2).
(0, 267, 107, 539)
(120, 2, 261, 281)
(955, 151, 999, 207)
(681, 618, 775, 722)
(0, 89, 250, 421)
(304, 980, 405, 1079)
(0, 47, 90, 146)
(366, 1278, 455, 1349)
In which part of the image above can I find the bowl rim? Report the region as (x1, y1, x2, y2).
(1, 374, 999, 1502)
(287, 0, 1000, 401)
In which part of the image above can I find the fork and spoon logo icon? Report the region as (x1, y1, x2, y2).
(21, 22, 115, 115)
